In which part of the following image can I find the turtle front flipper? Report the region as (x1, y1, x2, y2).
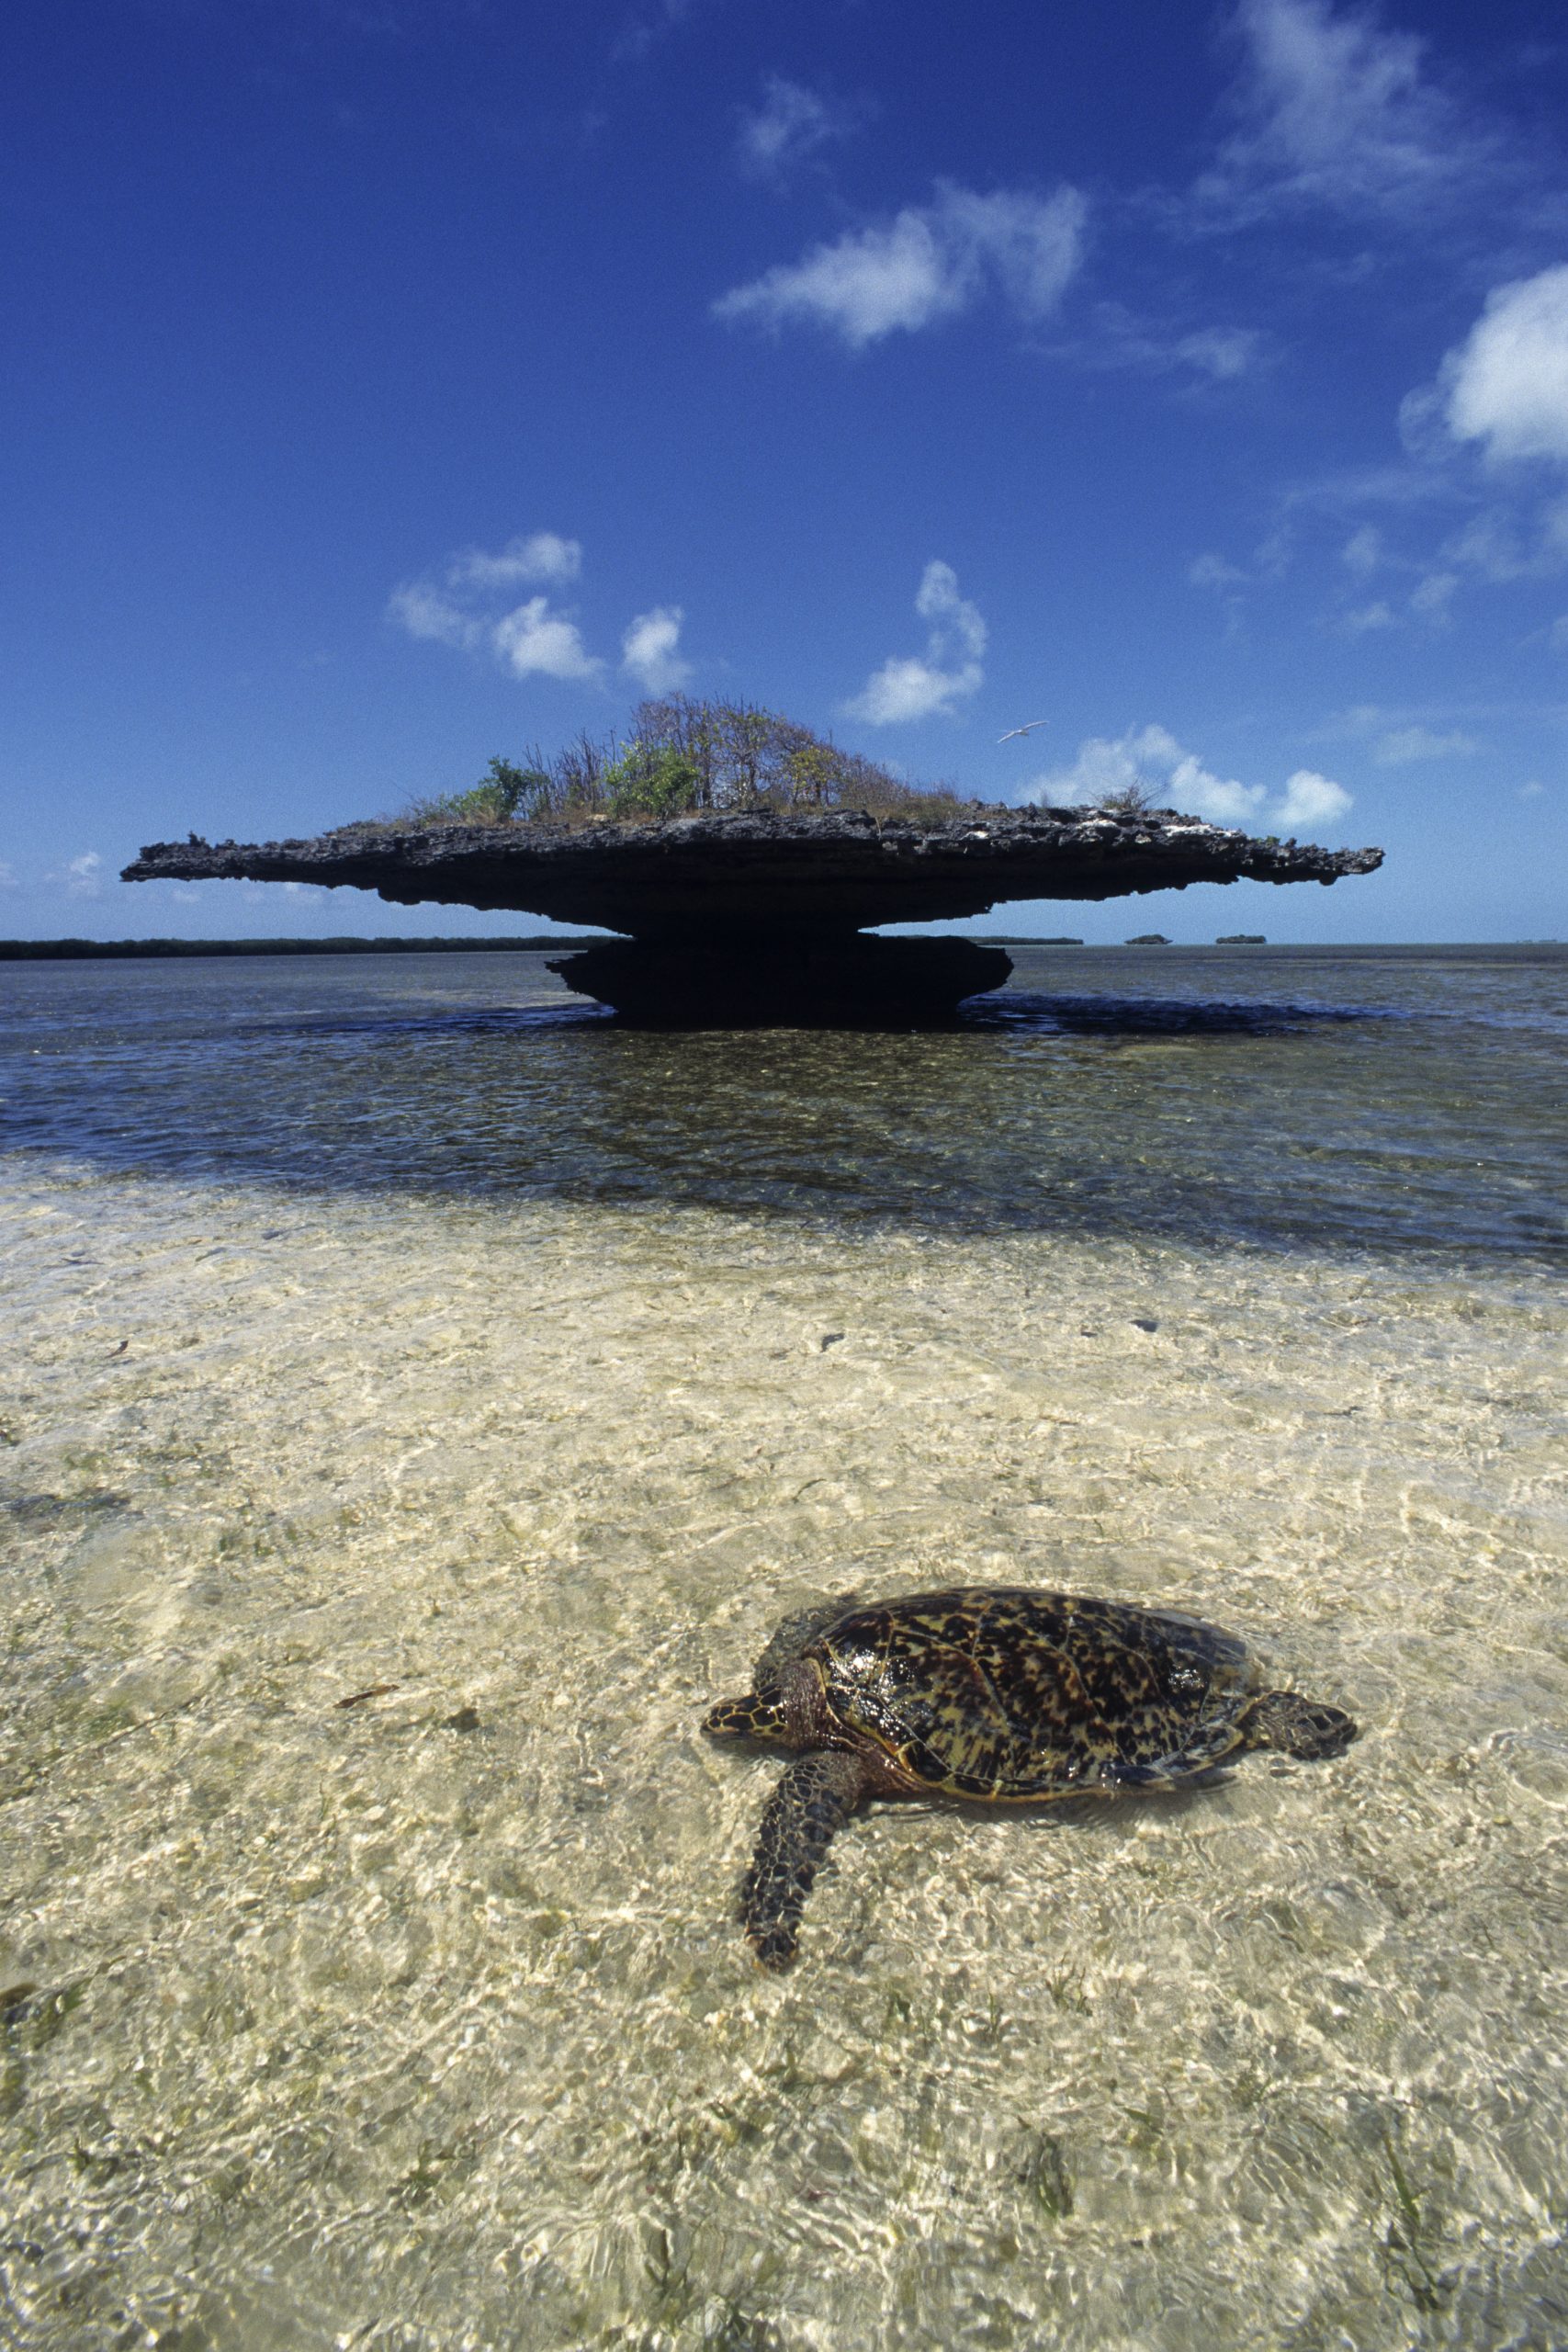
(1241, 1690, 1358, 1758)
(739, 1751, 869, 1971)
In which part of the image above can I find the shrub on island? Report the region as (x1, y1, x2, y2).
(380, 696, 976, 831)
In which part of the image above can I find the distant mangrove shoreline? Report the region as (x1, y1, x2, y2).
(0, 935, 612, 961)
(13, 936, 1552, 965)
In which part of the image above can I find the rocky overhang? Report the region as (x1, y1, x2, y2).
(123, 806, 1383, 937)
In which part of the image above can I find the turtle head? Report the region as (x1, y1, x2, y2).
(704, 1690, 790, 1744)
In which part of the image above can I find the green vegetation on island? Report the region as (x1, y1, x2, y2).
(368, 696, 979, 831)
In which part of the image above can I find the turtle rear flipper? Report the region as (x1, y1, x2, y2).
(739, 1751, 868, 1971)
(1242, 1690, 1358, 1758)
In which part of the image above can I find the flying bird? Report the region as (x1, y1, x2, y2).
(998, 721, 1047, 743)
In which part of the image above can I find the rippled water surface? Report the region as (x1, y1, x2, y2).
(2, 947, 1565, 2349)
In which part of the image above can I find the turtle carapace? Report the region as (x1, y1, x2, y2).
(704, 1586, 1358, 1971)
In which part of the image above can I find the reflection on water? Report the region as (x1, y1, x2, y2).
(2, 947, 1566, 2348)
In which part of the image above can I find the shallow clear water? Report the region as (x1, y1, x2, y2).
(2, 945, 1564, 1256)
(2, 948, 1565, 2349)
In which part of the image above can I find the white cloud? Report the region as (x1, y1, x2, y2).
(1196, 0, 1487, 223)
(1518, 779, 1546, 797)
(0, 859, 17, 888)
(736, 77, 848, 182)
(714, 181, 1086, 349)
(1388, 495, 1568, 601)
(389, 530, 608, 685)
(1020, 723, 1353, 835)
(1382, 272, 1568, 610)
(387, 581, 479, 649)
(1441, 267, 1568, 469)
(621, 605, 692, 693)
(843, 560, 987, 724)
(1025, 725, 1264, 824)
(1373, 724, 1477, 763)
(389, 534, 585, 651)
(716, 211, 964, 346)
(491, 598, 602, 682)
(934, 187, 1089, 322)
(447, 532, 582, 590)
(1275, 768, 1354, 830)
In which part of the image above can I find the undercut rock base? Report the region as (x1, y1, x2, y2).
(545, 933, 1014, 1025)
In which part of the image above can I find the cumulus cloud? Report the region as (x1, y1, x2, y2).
(389, 535, 587, 651)
(714, 181, 1086, 349)
(491, 598, 600, 682)
(1027, 726, 1266, 823)
(1195, 0, 1491, 223)
(1020, 723, 1353, 835)
(1274, 768, 1354, 829)
(389, 530, 605, 684)
(736, 77, 851, 182)
(621, 605, 692, 692)
(1373, 724, 1477, 763)
(1439, 266, 1568, 469)
(842, 561, 987, 724)
(1377, 274, 1568, 606)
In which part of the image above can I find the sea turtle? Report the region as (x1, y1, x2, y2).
(704, 1586, 1358, 1970)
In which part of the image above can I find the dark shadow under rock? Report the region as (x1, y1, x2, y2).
(546, 933, 1013, 1026)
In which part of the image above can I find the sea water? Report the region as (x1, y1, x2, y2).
(1, 946, 1564, 2350)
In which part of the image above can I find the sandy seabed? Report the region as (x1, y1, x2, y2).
(2, 1153, 1566, 2351)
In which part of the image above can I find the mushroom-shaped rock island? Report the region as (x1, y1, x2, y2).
(124, 807, 1382, 1022)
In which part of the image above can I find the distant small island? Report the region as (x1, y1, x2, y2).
(124, 696, 1383, 1022)
(1217, 933, 1267, 944)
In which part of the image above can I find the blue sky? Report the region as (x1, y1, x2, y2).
(4, 0, 1567, 943)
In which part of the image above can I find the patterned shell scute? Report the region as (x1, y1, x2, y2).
(810, 1587, 1259, 1798)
